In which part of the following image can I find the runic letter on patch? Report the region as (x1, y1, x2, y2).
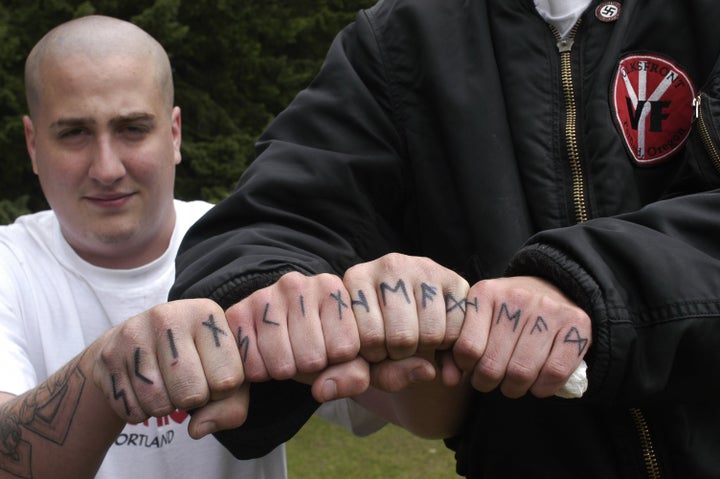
(612, 54, 695, 166)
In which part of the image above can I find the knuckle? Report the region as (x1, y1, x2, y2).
(505, 360, 537, 384)
(327, 341, 360, 363)
(385, 330, 418, 356)
(296, 354, 328, 374)
(168, 380, 209, 410)
(474, 356, 505, 383)
(268, 361, 297, 381)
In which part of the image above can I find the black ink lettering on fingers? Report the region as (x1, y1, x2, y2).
(497, 303, 522, 332)
(380, 279, 411, 305)
(261, 303, 280, 326)
(465, 296, 479, 313)
(351, 289, 370, 313)
(167, 329, 179, 359)
(133, 348, 154, 385)
(530, 316, 549, 335)
(300, 295, 306, 317)
(111, 375, 131, 417)
(421, 283, 438, 309)
(445, 293, 467, 315)
(330, 290, 349, 320)
(564, 327, 589, 356)
(237, 327, 250, 363)
(202, 313, 228, 347)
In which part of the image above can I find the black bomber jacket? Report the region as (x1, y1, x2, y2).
(171, 1, 720, 477)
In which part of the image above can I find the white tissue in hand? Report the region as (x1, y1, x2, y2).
(554, 360, 588, 399)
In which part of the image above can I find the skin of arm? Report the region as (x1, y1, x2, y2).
(0, 342, 124, 479)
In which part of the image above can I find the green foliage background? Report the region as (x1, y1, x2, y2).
(0, 0, 373, 224)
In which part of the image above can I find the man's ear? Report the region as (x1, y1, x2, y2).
(23, 115, 39, 174)
(171, 106, 182, 166)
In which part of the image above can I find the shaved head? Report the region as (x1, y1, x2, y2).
(25, 15, 173, 118)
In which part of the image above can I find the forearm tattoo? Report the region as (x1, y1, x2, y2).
(0, 353, 86, 478)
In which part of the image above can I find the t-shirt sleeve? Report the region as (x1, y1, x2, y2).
(0, 247, 38, 395)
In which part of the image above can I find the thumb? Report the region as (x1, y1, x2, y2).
(309, 358, 371, 402)
(370, 357, 437, 393)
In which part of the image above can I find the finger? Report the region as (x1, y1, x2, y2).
(94, 324, 164, 423)
(344, 264, 387, 362)
(530, 324, 591, 397)
(225, 299, 266, 382)
(441, 279, 471, 348)
(187, 383, 250, 439)
(471, 294, 527, 393)
(285, 276, 328, 374)
(413, 279, 447, 353)
(452, 281, 492, 372)
(374, 270, 420, 360)
(310, 357, 371, 402)
(369, 357, 437, 393)
(130, 343, 176, 417)
(317, 278, 360, 364)
(256, 289, 295, 380)
(190, 310, 244, 402)
(148, 305, 211, 411)
(437, 350, 464, 387)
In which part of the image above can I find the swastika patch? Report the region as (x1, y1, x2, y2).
(612, 54, 696, 166)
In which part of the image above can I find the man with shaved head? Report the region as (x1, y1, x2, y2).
(0, 15, 290, 478)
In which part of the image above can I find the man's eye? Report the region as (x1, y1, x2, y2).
(58, 128, 86, 138)
(121, 125, 150, 139)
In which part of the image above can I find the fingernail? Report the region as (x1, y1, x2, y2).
(321, 379, 338, 401)
(408, 367, 426, 383)
(194, 421, 217, 438)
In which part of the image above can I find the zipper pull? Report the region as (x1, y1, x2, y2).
(693, 94, 702, 122)
(557, 37, 575, 53)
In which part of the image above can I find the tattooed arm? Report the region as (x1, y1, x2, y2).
(0, 298, 252, 479)
(0, 346, 125, 479)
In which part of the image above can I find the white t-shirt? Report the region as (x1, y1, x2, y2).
(535, 0, 593, 38)
(0, 200, 286, 478)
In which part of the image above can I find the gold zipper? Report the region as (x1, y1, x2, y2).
(553, 23, 662, 479)
(553, 23, 588, 224)
(629, 408, 662, 479)
(693, 94, 720, 173)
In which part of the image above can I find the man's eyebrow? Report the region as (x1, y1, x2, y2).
(110, 113, 157, 125)
(49, 117, 96, 130)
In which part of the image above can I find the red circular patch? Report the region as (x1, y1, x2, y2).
(612, 54, 696, 166)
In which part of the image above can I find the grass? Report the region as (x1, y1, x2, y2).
(287, 415, 459, 479)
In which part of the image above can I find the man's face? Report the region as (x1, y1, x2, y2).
(24, 52, 181, 268)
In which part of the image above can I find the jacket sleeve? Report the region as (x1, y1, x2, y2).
(507, 191, 720, 404)
(508, 58, 720, 406)
(170, 9, 405, 459)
